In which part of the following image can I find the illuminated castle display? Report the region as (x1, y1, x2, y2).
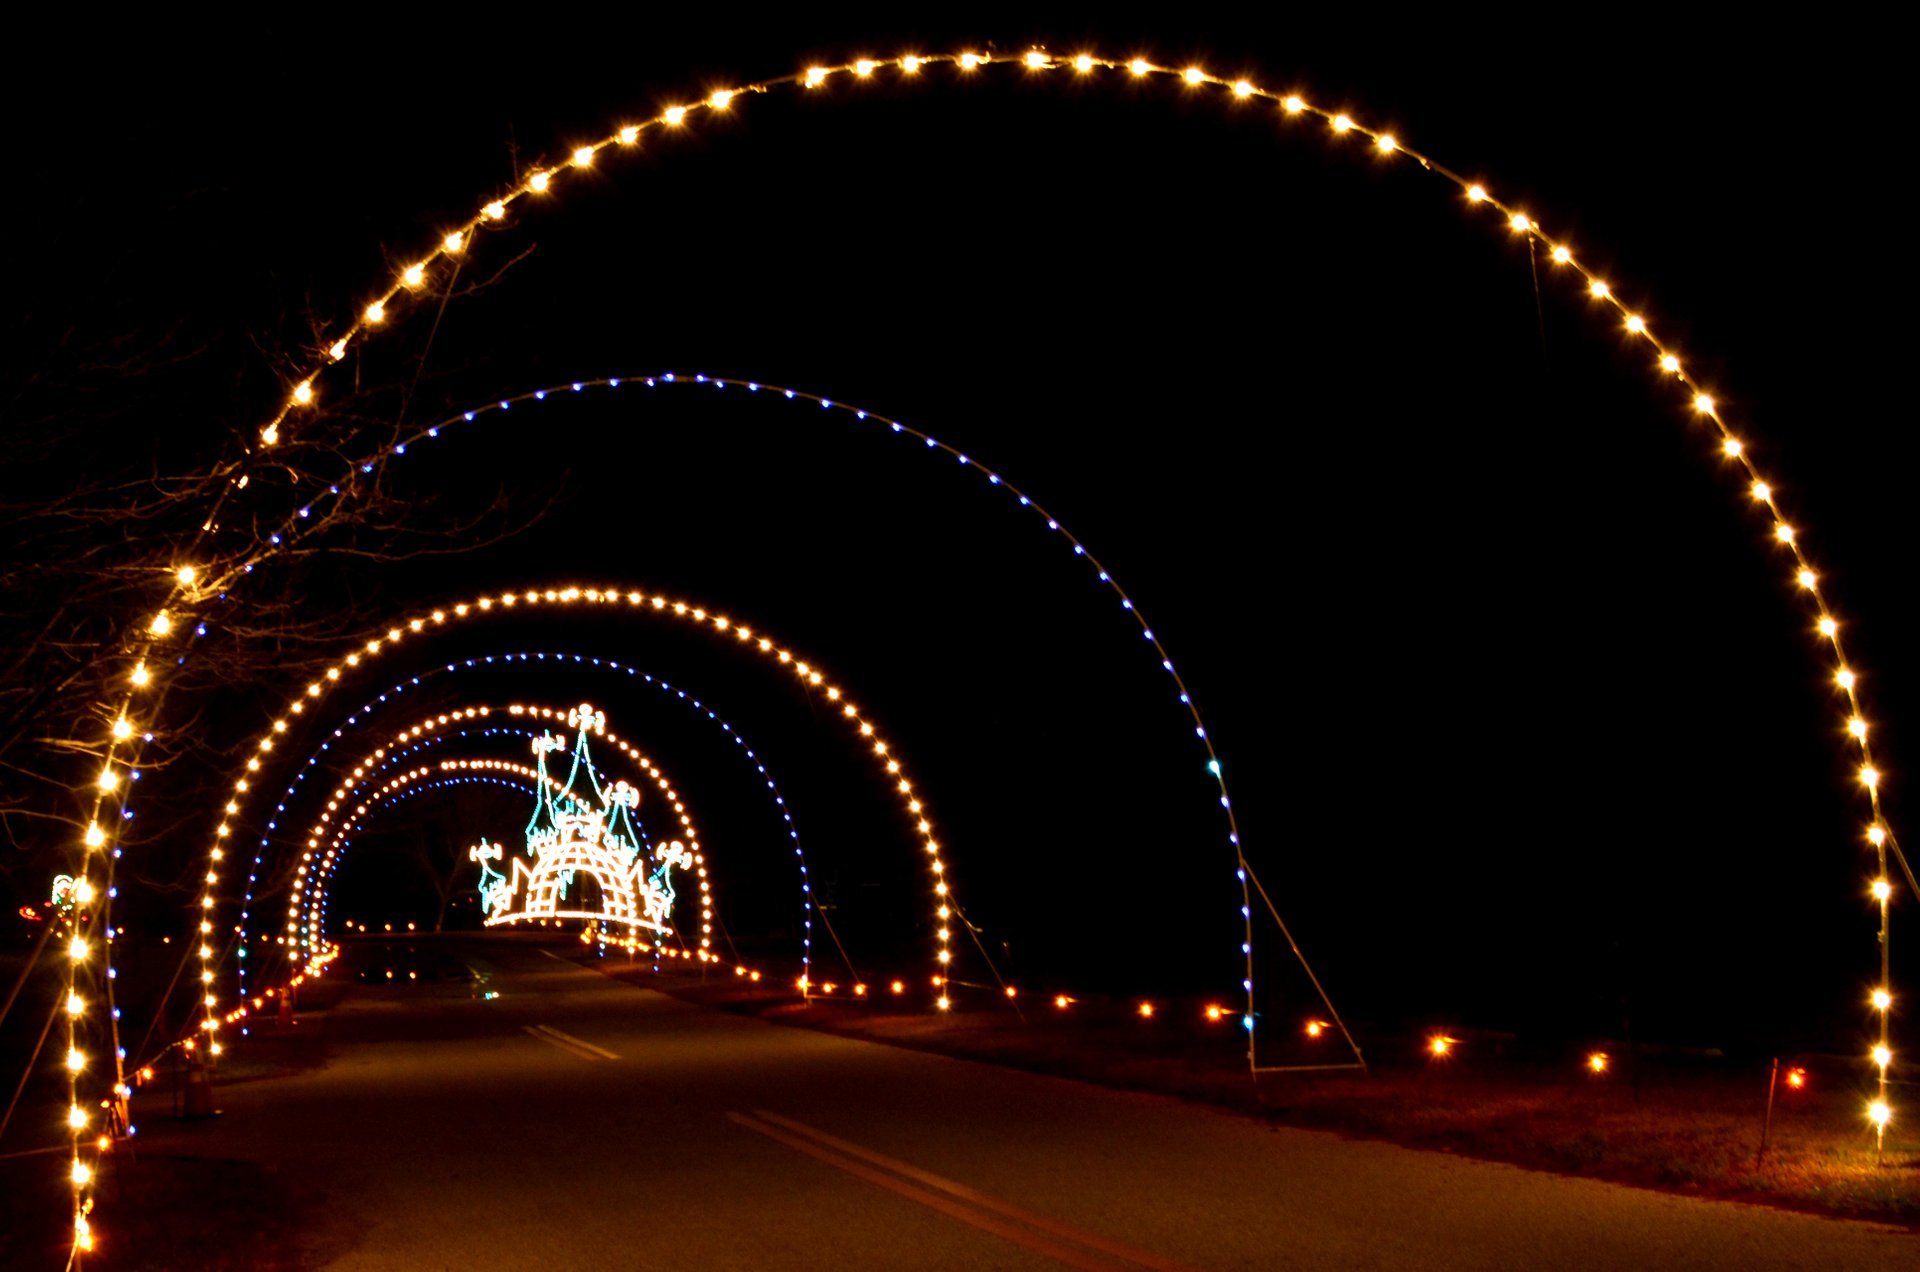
(471, 703, 690, 933)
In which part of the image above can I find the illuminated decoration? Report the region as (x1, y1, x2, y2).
(476, 706, 691, 934)
(304, 744, 681, 955)
(55, 48, 1920, 1247)
(1428, 1035, 1456, 1059)
(141, 52, 1900, 1096)
(277, 370, 1331, 1051)
(49, 874, 80, 915)
(1587, 1052, 1610, 1075)
(472, 733, 691, 933)
(192, 583, 965, 1070)
(236, 650, 824, 997)
(282, 706, 712, 958)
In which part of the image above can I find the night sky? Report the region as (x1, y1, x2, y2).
(6, 13, 1913, 1060)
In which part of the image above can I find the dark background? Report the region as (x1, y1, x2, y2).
(5, 11, 1912, 1058)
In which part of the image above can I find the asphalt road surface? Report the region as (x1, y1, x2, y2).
(129, 942, 1912, 1269)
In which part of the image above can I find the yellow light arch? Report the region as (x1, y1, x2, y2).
(59, 48, 1913, 1250)
(283, 705, 713, 961)
(191, 582, 965, 1054)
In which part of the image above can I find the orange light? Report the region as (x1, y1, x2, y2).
(1204, 1004, 1225, 1022)
(1587, 1051, 1609, 1074)
(853, 984, 868, 997)
(890, 980, 905, 995)
(1137, 1002, 1155, 1019)
(1304, 1019, 1327, 1039)
(1004, 986, 1018, 999)
(1786, 1067, 1808, 1090)
(1054, 994, 1072, 1010)
(1428, 1034, 1455, 1058)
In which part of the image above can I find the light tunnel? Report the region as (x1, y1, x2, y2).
(193, 581, 972, 1056)
(234, 371, 1282, 1031)
(237, 649, 831, 996)
(288, 706, 712, 958)
(54, 49, 1916, 1251)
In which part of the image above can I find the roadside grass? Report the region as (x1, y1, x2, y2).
(613, 965, 1919, 1227)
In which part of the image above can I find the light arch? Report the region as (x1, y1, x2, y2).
(284, 704, 712, 958)
(236, 648, 828, 998)
(243, 371, 1310, 1043)
(308, 761, 701, 957)
(57, 48, 1913, 1249)
(161, 53, 1904, 1080)
(191, 581, 970, 1057)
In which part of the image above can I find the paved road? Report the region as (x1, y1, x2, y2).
(131, 942, 1912, 1269)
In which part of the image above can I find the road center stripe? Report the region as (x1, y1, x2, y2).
(523, 1023, 619, 1060)
(751, 1111, 1193, 1272)
(729, 1112, 1188, 1271)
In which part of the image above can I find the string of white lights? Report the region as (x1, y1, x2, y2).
(282, 705, 712, 961)
(186, 583, 966, 1097)
(62, 48, 1907, 1252)
(235, 649, 823, 999)
(258, 370, 1291, 1045)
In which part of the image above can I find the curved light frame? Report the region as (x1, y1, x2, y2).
(237, 648, 822, 997)
(287, 706, 711, 958)
(305, 760, 680, 954)
(61, 49, 1912, 1249)
(190, 582, 965, 1055)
